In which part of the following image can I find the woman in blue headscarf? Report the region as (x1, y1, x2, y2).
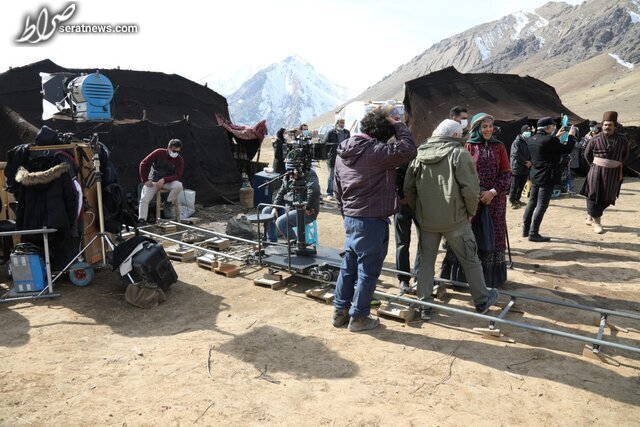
(441, 113, 511, 287)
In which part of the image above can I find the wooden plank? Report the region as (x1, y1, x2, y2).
(305, 287, 334, 303)
(582, 345, 621, 366)
(158, 223, 178, 233)
(214, 262, 241, 278)
(473, 327, 516, 343)
(76, 145, 102, 264)
(196, 254, 218, 271)
(165, 244, 195, 262)
(253, 278, 285, 290)
(202, 237, 231, 251)
(377, 301, 417, 323)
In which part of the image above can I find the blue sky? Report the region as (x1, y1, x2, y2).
(1, 0, 584, 94)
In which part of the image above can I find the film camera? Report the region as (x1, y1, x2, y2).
(283, 133, 317, 255)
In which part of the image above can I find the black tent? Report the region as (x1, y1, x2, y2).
(0, 60, 242, 204)
(403, 67, 588, 153)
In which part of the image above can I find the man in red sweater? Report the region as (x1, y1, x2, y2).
(138, 139, 184, 223)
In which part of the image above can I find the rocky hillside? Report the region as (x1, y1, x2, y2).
(344, 0, 640, 124)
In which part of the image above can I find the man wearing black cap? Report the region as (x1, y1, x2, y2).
(580, 111, 629, 234)
(509, 124, 532, 209)
(522, 117, 577, 242)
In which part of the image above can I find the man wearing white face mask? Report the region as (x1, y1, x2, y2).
(450, 106, 469, 134)
(138, 139, 184, 224)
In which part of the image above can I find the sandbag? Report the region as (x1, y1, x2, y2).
(125, 280, 166, 309)
(226, 214, 257, 240)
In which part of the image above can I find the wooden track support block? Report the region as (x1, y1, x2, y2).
(166, 245, 196, 262)
(196, 254, 219, 271)
(202, 237, 231, 251)
(377, 301, 417, 323)
(582, 345, 621, 366)
(305, 287, 335, 304)
(159, 223, 178, 233)
(214, 262, 241, 278)
(473, 327, 516, 343)
(253, 273, 285, 290)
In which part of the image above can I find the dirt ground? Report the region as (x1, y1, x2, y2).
(2, 146, 640, 426)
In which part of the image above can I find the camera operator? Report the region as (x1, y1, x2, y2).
(260, 159, 321, 243)
(296, 123, 310, 139)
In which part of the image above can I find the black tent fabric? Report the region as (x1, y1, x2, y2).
(0, 60, 242, 204)
(403, 67, 588, 153)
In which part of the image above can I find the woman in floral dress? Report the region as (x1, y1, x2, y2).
(441, 113, 511, 287)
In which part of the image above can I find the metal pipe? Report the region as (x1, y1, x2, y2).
(380, 267, 640, 322)
(499, 289, 640, 321)
(0, 293, 60, 303)
(42, 228, 54, 294)
(373, 290, 640, 354)
(0, 228, 57, 237)
(138, 229, 244, 262)
(497, 298, 516, 320)
(168, 221, 258, 245)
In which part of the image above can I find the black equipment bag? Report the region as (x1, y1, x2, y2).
(131, 242, 178, 291)
(35, 125, 62, 146)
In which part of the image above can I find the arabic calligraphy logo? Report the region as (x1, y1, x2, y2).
(16, 3, 77, 44)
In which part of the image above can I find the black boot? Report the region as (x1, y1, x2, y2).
(528, 233, 550, 242)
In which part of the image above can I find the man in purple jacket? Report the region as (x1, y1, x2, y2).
(332, 106, 417, 332)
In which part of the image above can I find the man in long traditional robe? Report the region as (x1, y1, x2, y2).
(580, 111, 630, 234)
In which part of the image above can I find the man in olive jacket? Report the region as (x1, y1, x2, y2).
(404, 119, 497, 320)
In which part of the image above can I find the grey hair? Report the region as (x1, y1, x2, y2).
(432, 119, 464, 137)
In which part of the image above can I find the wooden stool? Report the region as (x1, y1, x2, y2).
(155, 188, 181, 223)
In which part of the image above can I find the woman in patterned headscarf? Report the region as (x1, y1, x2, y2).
(441, 113, 511, 288)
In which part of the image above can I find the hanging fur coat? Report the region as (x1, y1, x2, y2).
(15, 162, 78, 232)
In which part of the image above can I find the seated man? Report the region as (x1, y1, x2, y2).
(261, 164, 320, 242)
(138, 139, 184, 224)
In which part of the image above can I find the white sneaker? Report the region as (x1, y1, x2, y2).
(585, 216, 593, 226)
(594, 223, 604, 234)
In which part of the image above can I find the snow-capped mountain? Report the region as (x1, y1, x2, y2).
(201, 64, 266, 96)
(354, 0, 640, 102)
(228, 56, 348, 131)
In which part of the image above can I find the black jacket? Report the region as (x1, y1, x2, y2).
(528, 131, 576, 186)
(272, 137, 286, 174)
(509, 134, 531, 176)
(324, 128, 350, 167)
(274, 169, 321, 215)
(15, 162, 78, 231)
